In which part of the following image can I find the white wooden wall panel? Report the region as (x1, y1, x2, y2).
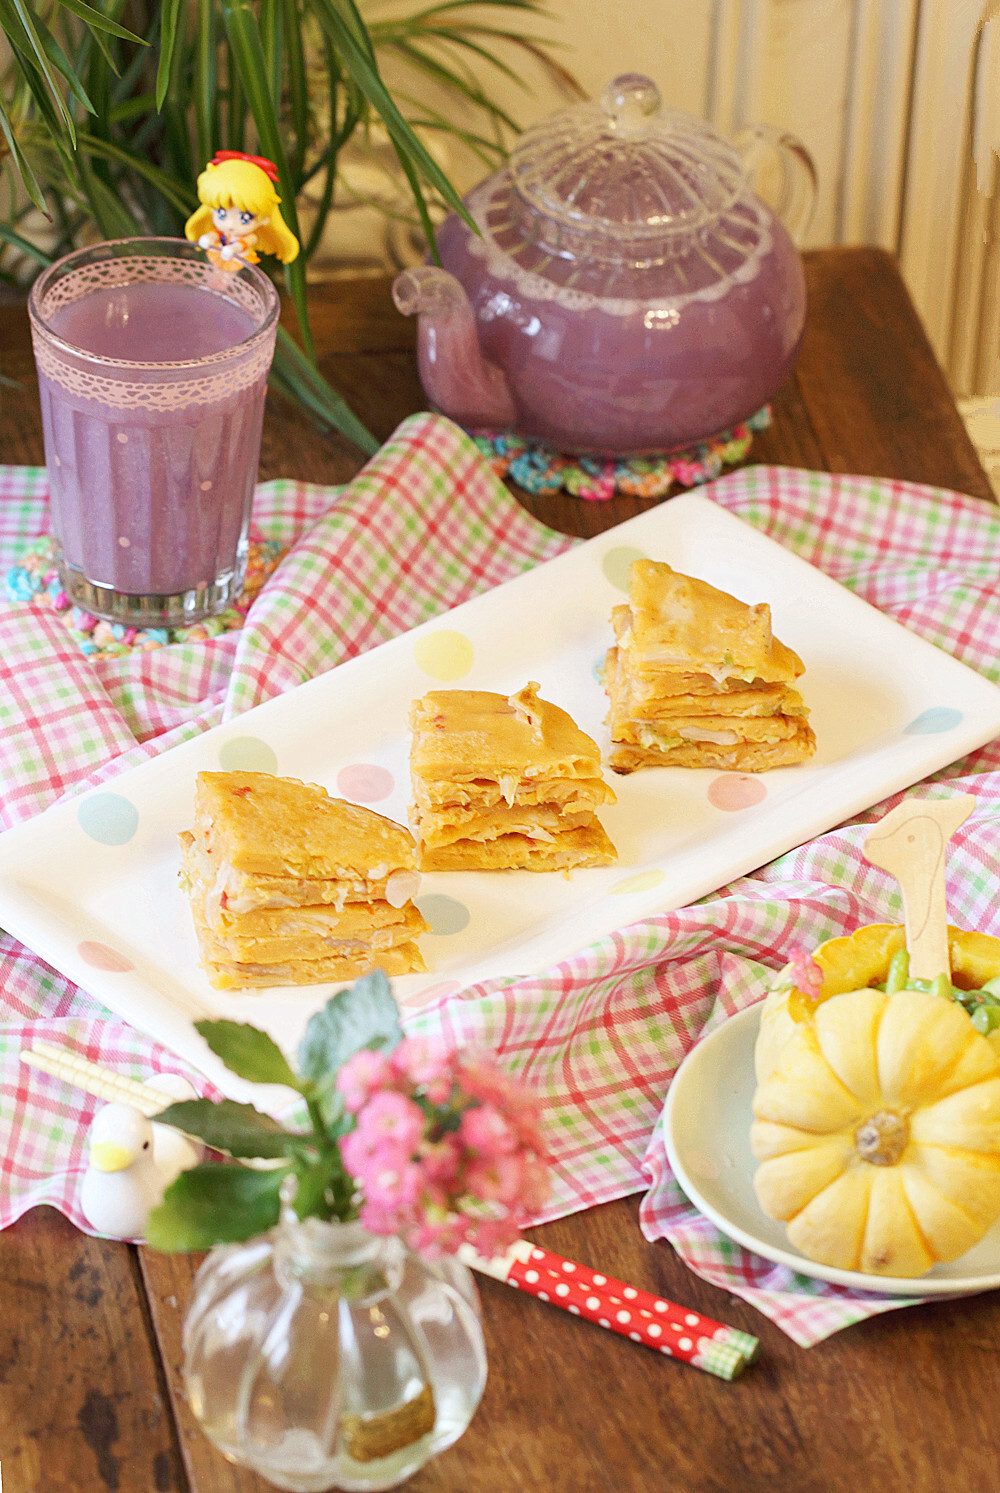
(477, 0, 718, 132)
(751, 0, 858, 247)
(385, 0, 998, 394)
(898, 0, 989, 366)
(838, 0, 920, 247)
(955, 12, 1000, 394)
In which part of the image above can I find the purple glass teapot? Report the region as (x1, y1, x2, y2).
(393, 74, 816, 457)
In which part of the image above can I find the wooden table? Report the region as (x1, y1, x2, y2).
(0, 249, 997, 1493)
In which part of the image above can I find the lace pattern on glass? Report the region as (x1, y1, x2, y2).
(32, 254, 274, 409)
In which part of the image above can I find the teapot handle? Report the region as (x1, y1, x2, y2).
(733, 123, 817, 246)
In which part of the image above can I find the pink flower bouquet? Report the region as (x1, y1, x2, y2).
(146, 972, 550, 1257)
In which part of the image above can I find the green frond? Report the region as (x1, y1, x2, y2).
(0, 0, 579, 448)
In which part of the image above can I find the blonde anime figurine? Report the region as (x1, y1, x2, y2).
(185, 152, 299, 272)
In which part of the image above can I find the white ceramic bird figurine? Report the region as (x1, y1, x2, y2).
(18, 1044, 205, 1240)
(79, 1076, 203, 1240)
(80, 1102, 168, 1239)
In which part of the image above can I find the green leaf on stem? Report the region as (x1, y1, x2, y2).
(272, 327, 379, 455)
(310, 0, 469, 220)
(194, 1018, 302, 1090)
(146, 1161, 289, 1250)
(154, 0, 185, 111)
(52, 0, 146, 46)
(288, 1153, 354, 1221)
(0, 115, 46, 215)
(153, 1098, 303, 1158)
(298, 971, 403, 1084)
(0, 223, 51, 264)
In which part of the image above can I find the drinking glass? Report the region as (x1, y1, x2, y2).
(28, 237, 280, 628)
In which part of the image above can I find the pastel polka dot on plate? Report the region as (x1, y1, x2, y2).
(398, 979, 462, 1010)
(78, 941, 134, 972)
(337, 763, 394, 802)
(77, 793, 139, 846)
(707, 773, 767, 811)
(415, 894, 471, 935)
(601, 545, 646, 592)
(904, 706, 963, 734)
(609, 869, 666, 896)
(414, 630, 474, 681)
(218, 736, 279, 774)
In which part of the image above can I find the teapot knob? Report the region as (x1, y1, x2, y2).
(599, 73, 662, 137)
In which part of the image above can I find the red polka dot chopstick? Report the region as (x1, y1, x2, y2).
(461, 1239, 759, 1381)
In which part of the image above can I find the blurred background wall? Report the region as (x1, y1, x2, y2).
(479, 0, 1000, 394)
(356, 0, 1000, 480)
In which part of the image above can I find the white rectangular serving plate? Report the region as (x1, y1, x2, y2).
(3, 492, 1000, 1105)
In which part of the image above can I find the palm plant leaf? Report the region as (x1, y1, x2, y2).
(77, 132, 196, 214)
(78, 151, 144, 235)
(0, 221, 52, 265)
(387, 37, 522, 135)
(308, 0, 471, 217)
(193, 0, 218, 167)
(282, 0, 310, 180)
(2, 0, 78, 138)
(1, 0, 576, 450)
(220, 0, 314, 356)
(154, 0, 186, 109)
(51, 0, 145, 44)
(274, 326, 379, 454)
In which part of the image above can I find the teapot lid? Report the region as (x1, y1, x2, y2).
(509, 74, 745, 240)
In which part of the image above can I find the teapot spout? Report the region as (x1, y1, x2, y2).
(392, 266, 517, 430)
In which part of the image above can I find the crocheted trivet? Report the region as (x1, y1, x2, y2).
(4, 534, 286, 658)
(471, 406, 771, 501)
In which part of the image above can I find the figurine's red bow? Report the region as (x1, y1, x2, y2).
(210, 150, 279, 183)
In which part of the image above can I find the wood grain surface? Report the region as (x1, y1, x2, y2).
(0, 247, 997, 1493)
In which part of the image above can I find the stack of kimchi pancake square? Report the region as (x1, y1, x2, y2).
(179, 771, 427, 988)
(604, 560, 816, 773)
(409, 683, 617, 872)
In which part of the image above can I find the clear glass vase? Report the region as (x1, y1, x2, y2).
(181, 1210, 488, 1492)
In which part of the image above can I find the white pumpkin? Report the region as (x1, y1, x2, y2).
(752, 980, 1000, 1276)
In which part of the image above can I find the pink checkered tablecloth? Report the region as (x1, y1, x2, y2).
(4, 410, 1000, 1348)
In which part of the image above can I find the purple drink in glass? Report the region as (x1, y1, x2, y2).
(28, 238, 280, 627)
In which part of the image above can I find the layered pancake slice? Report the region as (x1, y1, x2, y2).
(611, 561, 806, 688)
(604, 649, 807, 724)
(409, 682, 617, 872)
(194, 938, 426, 991)
(193, 771, 418, 880)
(190, 901, 428, 964)
(606, 724, 816, 773)
(179, 832, 404, 915)
(420, 823, 617, 873)
(188, 899, 426, 982)
(604, 561, 815, 775)
(180, 771, 425, 989)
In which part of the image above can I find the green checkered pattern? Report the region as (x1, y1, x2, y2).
(3, 434, 1000, 1350)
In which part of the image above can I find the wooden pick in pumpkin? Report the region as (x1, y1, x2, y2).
(861, 794, 975, 979)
